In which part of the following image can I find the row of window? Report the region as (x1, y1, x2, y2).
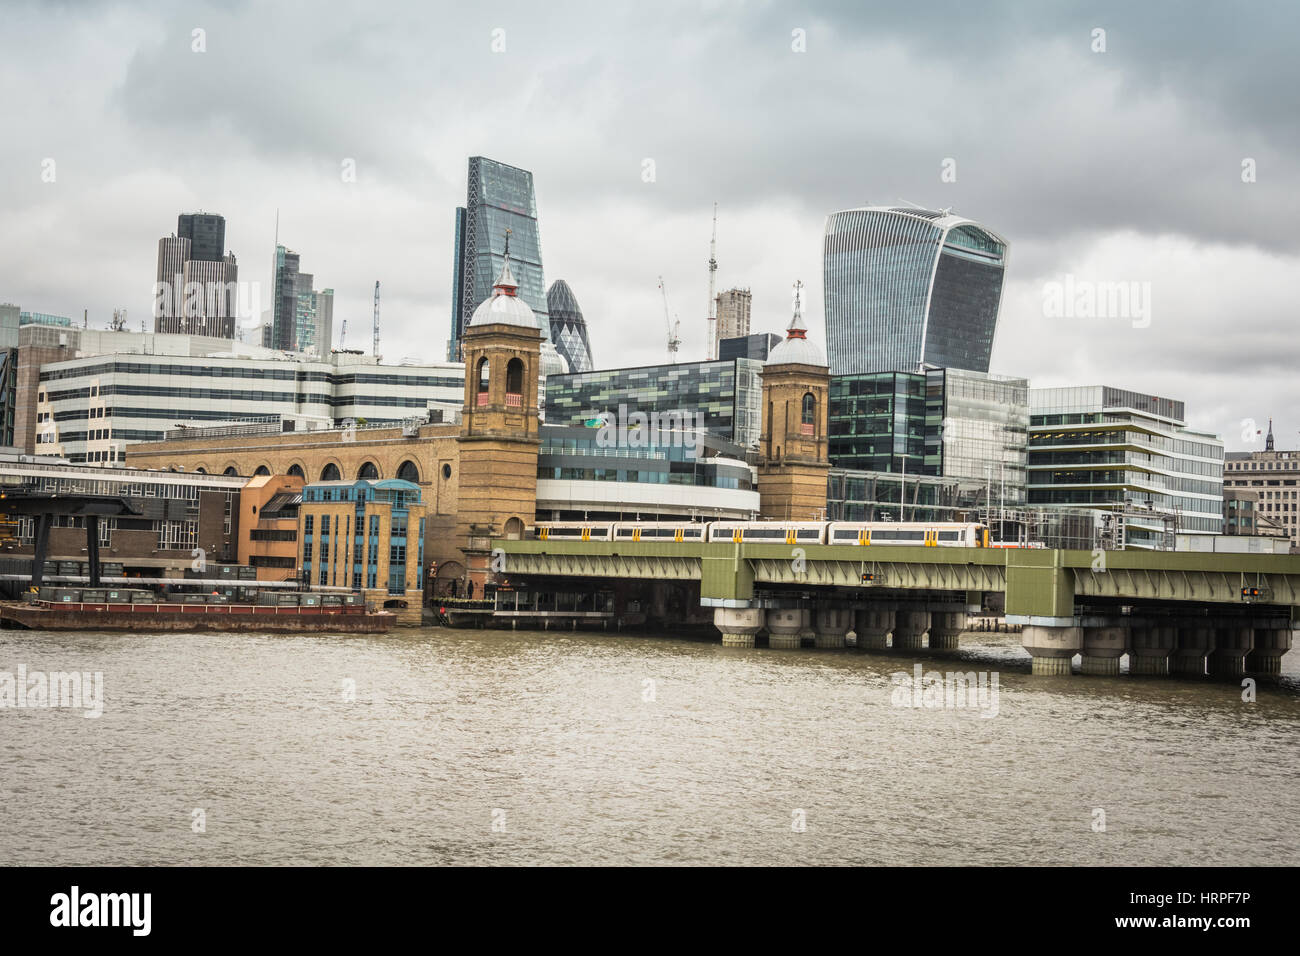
(40, 362, 462, 387)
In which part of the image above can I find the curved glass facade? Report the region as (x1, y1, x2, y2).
(546, 279, 594, 373)
(823, 207, 1006, 375)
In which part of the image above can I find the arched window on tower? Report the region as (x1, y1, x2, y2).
(396, 460, 419, 483)
(358, 461, 379, 480)
(476, 357, 490, 406)
(505, 358, 524, 408)
(801, 393, 816, 436)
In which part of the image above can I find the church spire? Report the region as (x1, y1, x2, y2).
(786, 280, 807, 339)
(493, 228, 518, 297)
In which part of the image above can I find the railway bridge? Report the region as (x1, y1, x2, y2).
(491, 538, 1300, 677)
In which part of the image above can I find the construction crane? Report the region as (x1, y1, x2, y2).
(372, 281, 380, 357)
(339, 318, 347, 349)
(705, 202, 718, 361)
(658, 275, 681, 363)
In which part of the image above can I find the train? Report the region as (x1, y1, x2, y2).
(534, 520, 991, 548)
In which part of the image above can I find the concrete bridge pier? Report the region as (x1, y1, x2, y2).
(797, 609, 816, 647)
(766, 608, 804, 650)
(927, 610, 966, 651)
(1021, 625, 1081, 676)
(1170, 622, 1216, 677)
(1246, 625, 1294, 676)
(853, 604, 895, 651)
(1129, 623, 1176, 676)
(892, 609, 930, 651)
(1208, 625, 1253, 679)
(1080, 626, 1129, 676)
(713, 608, 765, 648)
(813, 608, 852, 649)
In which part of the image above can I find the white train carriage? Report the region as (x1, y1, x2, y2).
(706, 521, 828, 544)
(611, 522, 709, 543)
(827, 521, 988, 547)
(533, 521, 615, 541)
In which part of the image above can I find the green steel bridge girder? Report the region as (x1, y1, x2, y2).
(490, 540, 1300, 616)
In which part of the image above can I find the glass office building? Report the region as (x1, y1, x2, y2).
(1028, 386, 1225, 545)
(827, 367, 1028, 507)
(823, 206, 1008, 375)
(178, 212, 227, 263)
(543, 358, 763, 449)
(719, 333, 782, 362)
(449, 157, 549, 360)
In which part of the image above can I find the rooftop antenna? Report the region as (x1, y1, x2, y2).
(706, 203, 718, 361)
(372, 281, 381, 357)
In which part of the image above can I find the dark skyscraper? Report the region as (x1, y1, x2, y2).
(546, 279, 593, 373)
(449, 207, 467, 361)
(449, 157, 548, 361)
(823, 206, 1008, 375)
(178, 212, 227, 263)
(271, 245, 301, 351)
(154, 211, 237, 338)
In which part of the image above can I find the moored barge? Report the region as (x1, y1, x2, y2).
(0, 586, 394, 633)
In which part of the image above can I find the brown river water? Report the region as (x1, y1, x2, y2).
(1, 626, 1297, 865)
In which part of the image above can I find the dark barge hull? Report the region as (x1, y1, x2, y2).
(0, 601, 395, 633)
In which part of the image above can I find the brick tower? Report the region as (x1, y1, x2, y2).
(757, 281, 830, 519)
(456, 235, 543, 592)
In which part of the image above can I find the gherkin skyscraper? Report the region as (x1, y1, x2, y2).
(546, 279, 593, 373)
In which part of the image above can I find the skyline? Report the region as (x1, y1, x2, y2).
(2, 1, 1297, 450)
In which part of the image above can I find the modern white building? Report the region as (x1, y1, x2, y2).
(1027, 385, 1224, 548)
(34, 337, 464, 465)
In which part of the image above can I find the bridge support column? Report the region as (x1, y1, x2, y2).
(766, 609, 804, 650)
(1170, 623, 1215, 677)
(1129, 624, 1176, 676)
(852, 604, 894, 651)
(1021, 625, 1081, 676)
(714, 608, 765, 648)
(1208, 625, 1253, 679)
(813, 608, 852, 649)
(892, 610, 930, 651)
(927, 611, 966, 651)
(797, 608, 816, 647)
(1080, 626, 1128, 676)
(1246, 625, 1293, 676)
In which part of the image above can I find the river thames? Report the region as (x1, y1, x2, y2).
(2, 626, 1297, 866)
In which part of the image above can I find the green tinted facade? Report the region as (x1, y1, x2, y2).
(543, 358, 763, 448)
(828, 367, 1028, 509)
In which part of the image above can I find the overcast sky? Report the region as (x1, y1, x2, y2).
(3, 0, 1296, 450)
